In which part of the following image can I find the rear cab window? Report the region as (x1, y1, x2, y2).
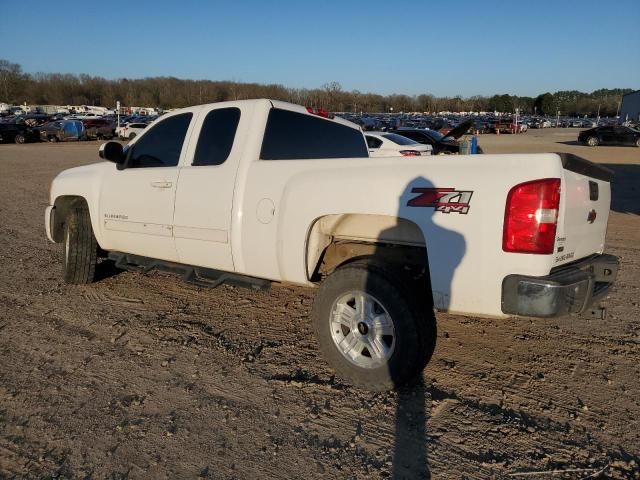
(260, 108, 368, 160)
(193, 107, 241, 166)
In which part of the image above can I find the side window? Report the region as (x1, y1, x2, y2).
(260, 109, 368, 160)
(128, 113, 192, 168)
(193, 108, 241, 166)
(366, 136, 383, 149)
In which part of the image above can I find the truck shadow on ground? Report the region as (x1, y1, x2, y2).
(365, 176, 465, 479)
(602, 163, 640, 215)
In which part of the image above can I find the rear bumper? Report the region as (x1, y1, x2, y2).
(502, 254, 619, 318)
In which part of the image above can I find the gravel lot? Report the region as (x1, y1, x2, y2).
(0, 129, 638, 479)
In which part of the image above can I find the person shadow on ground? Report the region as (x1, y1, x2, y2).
(365, 176, 467, 479)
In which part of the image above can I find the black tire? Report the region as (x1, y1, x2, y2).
(49, 135, 58, 143)
(311, 261, 436, 391)
(635, 138, 640, 148)
(14, 134, 25, 144)
(587, 136, 599, 147)
(62, 205, 98, 284)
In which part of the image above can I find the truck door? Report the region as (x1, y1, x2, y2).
(172, 106, 243, 272)
(98, 112, 194, 262)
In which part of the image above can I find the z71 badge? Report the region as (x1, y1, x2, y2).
(407, 188, 473, 214)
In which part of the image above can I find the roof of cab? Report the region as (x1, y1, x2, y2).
(168, 99, 362, 131)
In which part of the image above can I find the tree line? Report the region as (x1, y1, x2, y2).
(0, 59, 632, 116)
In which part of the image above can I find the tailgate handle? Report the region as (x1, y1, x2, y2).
(589, 181, 599, 201)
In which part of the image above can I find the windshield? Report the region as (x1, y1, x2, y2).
(382, 133, 419, 145)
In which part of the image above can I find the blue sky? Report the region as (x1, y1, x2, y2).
(1, 0, 638, 97)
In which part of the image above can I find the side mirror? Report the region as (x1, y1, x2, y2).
(99, 141, 125, 164)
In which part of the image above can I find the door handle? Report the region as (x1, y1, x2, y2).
(150, 181, 172, 188)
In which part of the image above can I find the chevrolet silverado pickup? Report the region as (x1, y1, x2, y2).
(45, 99, 619, 390)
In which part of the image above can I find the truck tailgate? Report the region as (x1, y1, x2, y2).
(556, 154, 613, 266)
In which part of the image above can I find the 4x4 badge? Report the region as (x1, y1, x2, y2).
(407, 188, 473, 214)
(587, 209, 597, 224)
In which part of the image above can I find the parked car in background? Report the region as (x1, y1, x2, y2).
(578, 126, 640, 147)
(365, 132, 432, 157)
(0, 123, 40, 144)
(16, 114, 52, 127)
(116, 122, 148, 139)
(470, 121, 491, 134)
(83, 119, 116, 140)
(36, 120, 86, 142)
(490, 119, 527, 134)
(396, 120, 481, 154)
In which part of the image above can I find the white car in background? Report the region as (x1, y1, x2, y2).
(365, 132, 432, 157)
(116, 122, 148, 140)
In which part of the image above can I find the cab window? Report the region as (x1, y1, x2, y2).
(128, 113, 192, 168)
(260, 108, 368, 160)
(193, 108, 241, 166)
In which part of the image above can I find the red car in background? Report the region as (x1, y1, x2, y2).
(490, 119, 527, 134)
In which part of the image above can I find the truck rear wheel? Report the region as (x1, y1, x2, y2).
(311, 261, 436, 391)
(62, 206, 98, 284)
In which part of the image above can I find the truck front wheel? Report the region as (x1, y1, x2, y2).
(62, 206, 98, 284)
(311, 261, 436, 391)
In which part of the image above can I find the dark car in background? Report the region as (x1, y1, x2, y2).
(83, 118, 116, 140)
(0, 123, 40, 144)
(36, 120, 86, 142)
(578, 126, 640, 147)
(395, 120, 481, 154)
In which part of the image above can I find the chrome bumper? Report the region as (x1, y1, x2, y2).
(502, 254, 619, 318)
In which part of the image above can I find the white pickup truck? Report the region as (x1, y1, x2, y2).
(45, 99, 618, 390)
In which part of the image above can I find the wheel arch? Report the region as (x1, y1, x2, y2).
(51, 195, 90, 243)
(305, 213, 433, 305)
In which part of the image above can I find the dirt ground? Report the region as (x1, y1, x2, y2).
(0, 129, 638, 479)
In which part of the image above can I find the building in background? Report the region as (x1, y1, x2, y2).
(619, 90, 640, 124)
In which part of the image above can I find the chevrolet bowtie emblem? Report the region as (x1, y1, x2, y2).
(587, 209, 597, 224)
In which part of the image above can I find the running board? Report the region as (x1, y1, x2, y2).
(108, 252, 271, 291)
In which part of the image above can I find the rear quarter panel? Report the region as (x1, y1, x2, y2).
(238, 153, 566, 318)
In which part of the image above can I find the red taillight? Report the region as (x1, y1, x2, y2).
(306, 107, 334, 119)
(503, 178, 561, 254)
(399, 150, 422, 156)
